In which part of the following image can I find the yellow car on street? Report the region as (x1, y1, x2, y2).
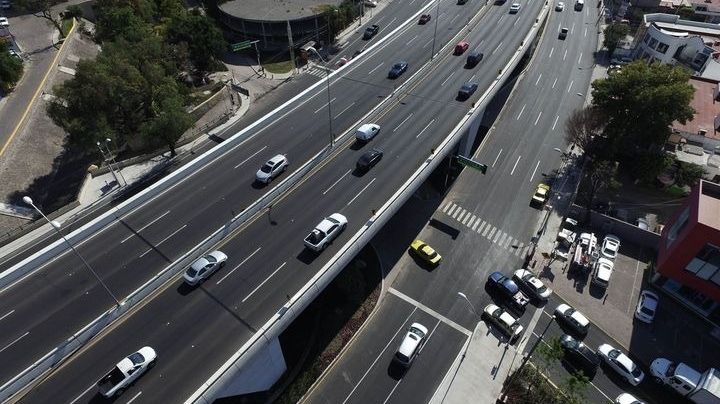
(531, 183, 551, 207)
(409, 239, 442, 265)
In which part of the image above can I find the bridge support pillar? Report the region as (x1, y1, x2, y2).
(215, 336, 287, 398)
(457, 106, 487, 158)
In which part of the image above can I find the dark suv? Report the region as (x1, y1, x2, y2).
(560, 334, 600, 377)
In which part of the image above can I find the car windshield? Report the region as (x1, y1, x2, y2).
(187, 267, 199, 277)
(128, 352, 145, 365)
(205, 255, 217, 264)
(631, 366, 642, 377)
(410, 326, 426, 338)
(393, 63, 403, 69)
(640, 306, 654, 315)
(260, 163, 273, 173)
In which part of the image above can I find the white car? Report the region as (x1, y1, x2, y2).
(0, 17, 8, 27)
(509, 3, 521, 13)
(513, 269, 552, 300)
(364, 0, 378, 7)
(554, 303, 590, 336)
(591, 257, 614, 288)
(483, 304, 524, 342)
(255, 154, 289, 184)
(355, 123, 380, 142)
(634, 290, 659, 323)
(601, 234, 621, 259)
(97, 346, 157, 397)
(597, 344, 645, 385)
(183, 251, 228, 286)
(394, 322, 428, 367)
(556, 1, 565, 10)
(615, 393, 645, 404)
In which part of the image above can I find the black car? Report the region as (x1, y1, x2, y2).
(466, 51, 484, 67)
(560, 334, 600, 377)
(458, 82, 478, 100)
(356, 149, 383, 172)
(559, 27, 568, 40)
(363, 24, 379, 40)
(388, 62, 408, 79)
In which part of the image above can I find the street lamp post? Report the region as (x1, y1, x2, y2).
(102, 138, 127, 186)
(501, 315, 556, 397)
(96, 141, 123, 187)
(309, 47, 335, 146)
(430, 0, 441, 60)
(457, 292, 480, 318)
(23, 196, 121, 307)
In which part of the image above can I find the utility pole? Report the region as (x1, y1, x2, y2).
(287, 20, 297, 75)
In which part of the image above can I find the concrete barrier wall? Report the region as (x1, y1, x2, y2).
(568, 204, 661, 251)
(187, 3, 552, 402)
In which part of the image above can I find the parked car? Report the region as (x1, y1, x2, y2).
(364, 0, 378, 7)
(601, 234, 621, 259)
(509, 3, 521, 13)
(482, 304, 524, 342)
(356, 149, 383, 172)
(457, 82, 478, 100)
(363, 24, 379, 39)
(409, 239, 442, 265)
(554, 303, 590, 337)
(255, 154, 289, 184)
(419, 14, 432, 24)
(634, 290, 659, 323)
(615, 393, 645, 404)
(487, 271, 530, 311)
(598, 344, 645, 385)
(560, 334, 600, 377)
(556, 1, 565, 10)
(559, 27, 569, 39)
(513, 269, 552, 300)
(531, 183, 550, 207)
(591, 257, 614, 289)
(466, 50, 484, 67)
(388, 61, 408, 79)
(394, 323, 428, 367)
(0, 17, 8, 27)
(355, 123, 381, 142)
(454, 40, 470, 55)
(183, 251, 228, 286)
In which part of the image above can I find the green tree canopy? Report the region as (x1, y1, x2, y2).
(166, 11, 226, 73)
(603, 23, 629, 56)
(0, 41, 23, 93)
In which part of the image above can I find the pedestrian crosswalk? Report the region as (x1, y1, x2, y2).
(441, 200, 529, 258)
(305, 65, 331, 78)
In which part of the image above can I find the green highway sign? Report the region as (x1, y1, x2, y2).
(456, 155, 487, 174)
(231, 41, 254, 51)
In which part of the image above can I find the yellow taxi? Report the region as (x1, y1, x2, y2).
(409, 239, 442, 265)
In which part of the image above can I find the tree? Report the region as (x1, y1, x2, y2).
(582, 160, 620, 221)
(591, 62, 695, 177)
(0, 41, 23, 92)
(15, 0, 65, 39)
(139, 87, 193, 156)
(561, 373, 589, 404)
(603, 23, 629, 56)
(564, 106, 604, 156)
(166, 12, 226, 73)
(64, 4, 83, 19)
(675, 160, 705, 187)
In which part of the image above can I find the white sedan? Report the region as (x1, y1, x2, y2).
(615, 393, 645, 404)
(556, 1, 565, 10)
(183, 251, 228, 286)
(601, 234, 621, 259)
(598, 344, 645, 385)
(509, 3, 521, 13)
(255, 154, 289, 184)
(0, 17, 8, 27)
(513, 269, 552, 300)
(634, 290, 659, 323)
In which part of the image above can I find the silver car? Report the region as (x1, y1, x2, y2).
(183, 251, 228, 286)
(255, 154, 289, 184)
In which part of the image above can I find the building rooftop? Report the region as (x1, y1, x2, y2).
(673, 77, 720, 140)
(645, 13, 720, 37)
(219, 0, 343, 22)
(698, 180, 720, 229)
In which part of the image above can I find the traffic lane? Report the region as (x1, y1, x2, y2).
(21, 265, 257, 404)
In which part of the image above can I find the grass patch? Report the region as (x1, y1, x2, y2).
(61, 18, 74, 37)
(262, 60, 294, 74)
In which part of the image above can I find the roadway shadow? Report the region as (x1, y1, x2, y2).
(352, 167, 369, 178)
(428, 218, 460, 240)
(349, 140, 368, 151)
(408, 251, 440, 271)
(387, 360, 406, 381)
(296, 248, 319, 265)
(251, 180, 267, 189)
(588, 283, 607, 300)
(177, 282, 195, 296)
(539, 264, 555, 283)
(559, 359, 597, 381)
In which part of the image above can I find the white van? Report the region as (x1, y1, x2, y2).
(355, 123, 380, 142)
(574, 0, 584, 10)
(394, 323, 428, 367)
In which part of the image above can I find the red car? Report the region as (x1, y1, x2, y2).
(419, 14, 432, 24)
(454, 41, 470, 55)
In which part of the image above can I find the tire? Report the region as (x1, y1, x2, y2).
(148, 360, 156, 369)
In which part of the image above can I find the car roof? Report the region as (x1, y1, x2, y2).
(498, 311, 517, 327)
(641, 290, 659, 307)
(615, 352, 636, 371)
(570, 309, 590, 326)
(358, 123, 378, 132)
(267, 154, 286, 164)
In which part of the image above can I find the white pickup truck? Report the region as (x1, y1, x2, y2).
(304, 213, 348, 252)
(96, 347, 157, 397)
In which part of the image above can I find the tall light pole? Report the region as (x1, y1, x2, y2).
(23, 196, 121, 307)
(309, 47, 335, 146)
(501, 315, 556, 397)
(457, 292, 480, 318)
(431, 0, 441, 60)
(102, 138, 127, 186)
(96, 141, 122, 187)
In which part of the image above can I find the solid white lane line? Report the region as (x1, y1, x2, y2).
(563, 49, 567, 61)
(342, 308, 418, 404)
(347, 178, 376, 206)
(584, 27, 587, 37)
(139, 224, 187, 258)
(216, 247, 262, 285)
(389, 17, 397, 25)
(323, 169, 352, 195)
(440, 72, 455, 87)
(469, 74, 476, 82)
(234, 146, 268, 169)
(406, 35, 418, 46)
(126, 391, 142, 404)
(242, 262, 286, 302)
(510, 155, 522, 175)
(492, 148, 503, 167)
(0, 331, 29, 353)
(516, 104, 526, 120)
(0, 310, 15, 322)
(313, 97, 336, 114)
(69, 384, 97, 404)
(534, 111, 542, 126)
(513, 17, 519, 26)
(423, 38, 433, 48)
(571, 22, 575, 32)
(450, 14, 458, 24)
(388, 288, 471, 335)
(334, 102, 355, 119)
(548, 47, 554, 58)
(535, 73, 542, 86)
(552, 77, 558, 89)
(416, 118, 436, 138)
(393, 113, 414, 132)
(552, 115, 560, 130)
(368, 62, 384, 75)
(567, 80, 574, 93)
(120, 211, 171, 244)
(530, 160, 541, 182)
(578, 51, 583, 64)
(493, 41, 503, 55)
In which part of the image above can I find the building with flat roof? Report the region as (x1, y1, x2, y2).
(657, 180, 720, 322)
(215, 0, 358, 50)
(672, 77, 720, 151)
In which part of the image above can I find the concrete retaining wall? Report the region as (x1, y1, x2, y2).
(569, 204, 661, 251)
